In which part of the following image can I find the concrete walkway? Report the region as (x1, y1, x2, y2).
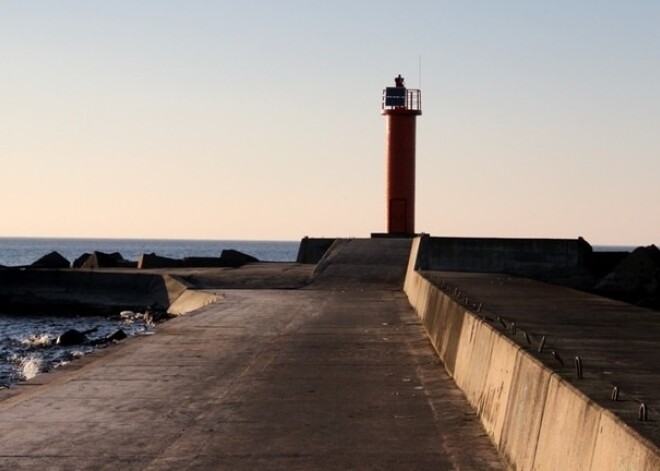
(424, 270, 660, 447)
(0, 240, 504, 470)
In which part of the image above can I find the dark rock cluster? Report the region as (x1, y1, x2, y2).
(31, 251, 70, 269)
(590, 245, 660, 310)
(53, 327, 128, 347)
(137, 249, 259, 269)
(74, 251, 136, 269)
(23, 249, 259, 270)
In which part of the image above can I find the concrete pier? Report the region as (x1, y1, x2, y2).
(2, 236, 659, 470)
(404, 237, 660, 470)
(0, 239, 504, 470)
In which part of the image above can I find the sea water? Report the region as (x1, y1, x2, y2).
(0, 313, 151, 386)
(0, 237, 299, 267)
(0, 238, 300, 386)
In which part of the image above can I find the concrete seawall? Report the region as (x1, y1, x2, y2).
(0, 240, 506, 470)
(0, 269, 219, 316)
(404, 236, 660, 470)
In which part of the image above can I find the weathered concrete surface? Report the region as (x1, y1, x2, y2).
(0, 262, 307, 316)
(0, 262, 310, 320)
(404, 236, 660, 470)
(0, 240, 504, 470)
(296, 237, 335, 264)
(312, 238, 412, 289)
(0, 270, 194, 315)
(414, 234, 594, 289)
(426, 272, 660, 441)
(162, 262, 314, 290)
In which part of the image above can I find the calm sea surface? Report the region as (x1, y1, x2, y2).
(0, 237, 300, 267)
(0, 238, 300, 386)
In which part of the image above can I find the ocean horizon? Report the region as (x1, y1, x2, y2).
(0, 236, 650, 268)
(0, 237, 301, 267)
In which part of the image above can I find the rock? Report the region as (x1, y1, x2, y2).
(89, 328, 128, 346)
(72, 253, 91, 268)
(119, 310, 136, 320)
(144, 309, 170, 326)
(587, 251, 630, 279)
(105, 329, 127, 342)
(138, 253, 183, 269)
(595, 245, 660, 304)
(218, 249, 259, 268)
(56, 329, 87, 346)
(31, 251, 70, 269)
(79, 251, 136, 269)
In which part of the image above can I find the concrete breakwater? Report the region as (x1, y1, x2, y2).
(404, 236, 660, 470)
(0, 268, 220, 387)
(0, 269, 219, 317)
(1, 235, 659, 469)
(0, 238, 508, 470)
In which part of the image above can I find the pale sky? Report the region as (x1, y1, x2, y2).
(2, 1, 658, 245)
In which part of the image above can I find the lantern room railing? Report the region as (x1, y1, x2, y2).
(382, 87, 422, 112)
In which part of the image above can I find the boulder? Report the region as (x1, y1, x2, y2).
(56, 329, 87, 346)
(105, 328, 127, 342)
(144, 309, 170, 326)
(106, 329, 128, 342)
(218, 249, 259, 268)
(180, 253, 260, 268)
(72, 253, 91, 268)
(31, 251, 70, 269)
(595, 245, 660, 303)
(89, 328, 128, 346)
(79, 251, 136, 269)
(587, 251, 630, 279)
(138, 253, 183, 269)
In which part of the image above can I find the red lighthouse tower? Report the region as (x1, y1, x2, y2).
(382, 74, 422, 235)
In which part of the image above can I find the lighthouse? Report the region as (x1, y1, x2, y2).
(382, 74, 422, 235)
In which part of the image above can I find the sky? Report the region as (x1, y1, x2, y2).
(1, 1, 658, 245)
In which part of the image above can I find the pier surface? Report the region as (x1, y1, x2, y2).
(424, 270, 660, 445)
(0, 239, 504, 470)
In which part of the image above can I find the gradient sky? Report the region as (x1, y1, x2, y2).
(2, 1, 658, 245)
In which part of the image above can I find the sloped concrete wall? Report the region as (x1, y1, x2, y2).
(403, 237, 660, 470)
(415, 235, 590, 274)
(296, 237, 336, 264)
(167, 289, 221, 316)
(0, 270, 216, 317)
(412, 234, 595, 290)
